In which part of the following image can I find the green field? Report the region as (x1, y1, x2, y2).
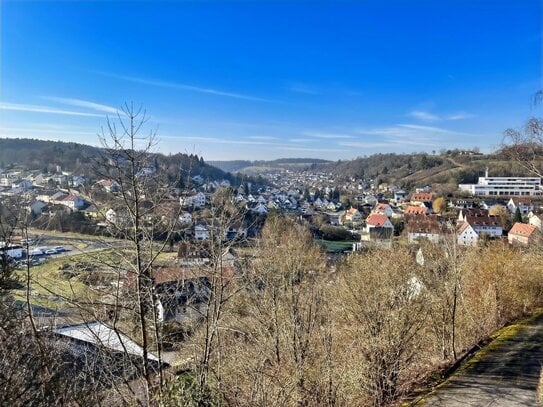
(318, 240, 356, 253)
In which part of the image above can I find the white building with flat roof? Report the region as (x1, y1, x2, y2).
(459, 169, 542, 197)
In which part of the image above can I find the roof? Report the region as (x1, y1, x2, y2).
(457, 222, 472, 233)
(406, 215, 440, 234)
(346, 207, 360, 216)
(366, 213, 390, 227)
(410, 192, 434, 202)
(54, 321, 158, 361)
(405, 206, 428, 215)
(510, 197, 533, 206)
(460, 208, 488, 217)
(465, 215, 501, 228)
(509, 222, 537, 238)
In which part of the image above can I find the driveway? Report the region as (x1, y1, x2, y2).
(416, 312, 543, 407)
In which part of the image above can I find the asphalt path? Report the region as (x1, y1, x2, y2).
(416, 312, 543, 407)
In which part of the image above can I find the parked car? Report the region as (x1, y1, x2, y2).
(53, 246, 66, 252)
(45, 249, 57, 255)
(29, 248, 44, 256)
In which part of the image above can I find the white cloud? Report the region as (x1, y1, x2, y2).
(302, 131, 355, 139)
(408, 109, 476, 122)
(95, 71, 275, 102)
(246, 136, 278, 140)
(0, 102, 102, 117)
(44, 97, 119, 114)
(408, 110, 441, 122)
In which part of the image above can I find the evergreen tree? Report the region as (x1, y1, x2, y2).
(513, 207, 523, 223)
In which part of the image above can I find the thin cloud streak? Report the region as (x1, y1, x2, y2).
(0, 102, 102, 117)
(44, 96, 119, 114)
(95, 71, 276, 103)
(408, 110, 476, 122)
(302, 131, 356, 139)
(0, 126, 95, 136)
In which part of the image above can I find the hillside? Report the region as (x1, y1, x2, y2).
(321, 150, 542, 191)
(209, 158, 331, 174)
(0, 138, 242, 185)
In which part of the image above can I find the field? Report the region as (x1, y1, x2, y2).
(318, 239, 356, 253)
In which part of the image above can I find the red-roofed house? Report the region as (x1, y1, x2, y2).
(365, 213, 393, 233)
(372, 203, 393, 218)
(410, 193, 434, 205)
(405, 206, 429, 216)
(508, 223, 538, 246)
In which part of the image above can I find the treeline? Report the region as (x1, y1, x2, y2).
(209, 158, 331, 173)
(0, 138, 249, 186)
(322, 153, 446, 180)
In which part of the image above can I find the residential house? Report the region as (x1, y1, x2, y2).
(365, 213, 394, 233)
(407, 215, 441, 244)
(394, 190, 408, 202)
(253, 203, 268, 215)
(344, 207, 363, 224)
(457, 215, 503, 246)
(61, 194, 86, 211)
(528, 211, 543, 230)
(155, 277, 211, 324)
(507, 198, 534, 215)
(179, 212, 193, 224)
(457, 222, 479, 246)
(180, 192, 206, 208)
(457, 208, 488, 223)
(96, 179, 120, 193)
(194, 224, 210, 241)
(448, 199, 475, 210)
(28, 200, 47, 216)
(410, 192, 434, 205)
(405, 205, 429, 216)
(508, 223, 538, 246)
(373, 203, 393, 218)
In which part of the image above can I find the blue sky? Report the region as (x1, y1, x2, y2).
(0, 0, 541, 160)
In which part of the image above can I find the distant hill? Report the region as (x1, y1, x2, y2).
(0, 138, 248, 186)
(319, 150, 542, 192)
(209, 158, 331, 174)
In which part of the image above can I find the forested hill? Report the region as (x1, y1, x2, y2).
(209, 158, 331, 173)
(0, 138, 240, 184)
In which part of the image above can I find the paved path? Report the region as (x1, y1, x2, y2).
(417, 312, 543, 407)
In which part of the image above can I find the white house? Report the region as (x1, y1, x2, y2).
(194, 224, 210, 241)
(528, 211, 543, 230)
(343, 207, 363, 224)
(179, 212, 193, 224)
(507, 198, 534, 215)
(457, 222, 479, 246)
(457, 215, 502, 245)
(253, 203, 268, 215)
(180, 192, 206, 208)
(61, 194, 86, 211)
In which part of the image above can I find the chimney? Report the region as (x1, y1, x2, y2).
(485, 167, 489, 178)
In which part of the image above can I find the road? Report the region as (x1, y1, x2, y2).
(415, 312, 543, 407)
